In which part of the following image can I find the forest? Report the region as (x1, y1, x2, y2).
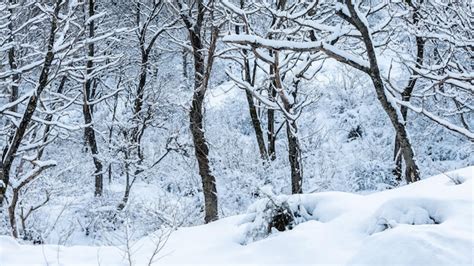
(0, 0, 472, 264)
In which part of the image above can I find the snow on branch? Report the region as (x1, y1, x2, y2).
(391, 96, 474, 141)
(9, 160, 57, 190)
(0, 92, 32, 113)
(225, 70, 279, 110)
(226, 70, 298, 121)
(223, 34, 370, 73)
(223, 34, 325, 52)
(2, 110, 90, 131)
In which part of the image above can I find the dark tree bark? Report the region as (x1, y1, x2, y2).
(8, 162, 55, 238)
(179, 0, 219, 223)
(82, 0, 104, 196)
(287, 122, 302, 193)
(267, 64, 277, 161)
(235, 6, 268, 160)
(189, 29, 219, 223)
(273, 54, 303, 193)
(393, 1, 425, 182)
(7, 0, 19, 114)
(265, 0, 286, 161)
(189, 85, 219, 223)
(117, 1, 167, 210)
(1, 2, 61, 206)
(245, 86, 268, 160)
(267, 62, 277, 161)
(267, 112, 277, 160)
(38, 76, 67, 160)
(107, 81, 120, 184)
(344, 0, 420, 183)
(0, 162, 3, 206)
(117, 148, 132, 211)
(182, 48, 188, 79)
(288, 80, 303, 194)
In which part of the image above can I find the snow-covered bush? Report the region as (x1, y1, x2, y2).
(348, 161, 397, 191)
(238, 188, 315, 244)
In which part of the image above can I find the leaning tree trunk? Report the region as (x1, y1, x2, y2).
(393, 4, 425, 182)
(83, 0, 104, 196)
(0, 3, 61, 205)
(345, 0, 420, 183)
(370, 74, 420, 183)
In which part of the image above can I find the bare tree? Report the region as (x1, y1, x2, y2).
(223, 0, 424, 183)
(114, 0, 178, 211)
(392, 0, 426, 182)
(169, 0, 223, 223)
(8, 160, 56, 238)
(1, 1, 63, 205)
(338, 0, 420, 182)
(231, 0, 268, 160)
(389, 0, 473, 141)
(82, 0, 105, 196)
(224, 0, 327, 193)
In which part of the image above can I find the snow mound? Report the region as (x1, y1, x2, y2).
(367, 198, 445, 234)
(0, 167, 472, 265)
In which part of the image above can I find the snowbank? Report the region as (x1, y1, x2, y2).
(1, 167, 472, 265)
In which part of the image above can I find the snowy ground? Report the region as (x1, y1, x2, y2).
(1, 167, 472, 265)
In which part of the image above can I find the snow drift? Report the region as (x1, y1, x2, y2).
(1, 167, 472, 265)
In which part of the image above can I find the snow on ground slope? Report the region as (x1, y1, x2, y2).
(1, 167, 472, 265)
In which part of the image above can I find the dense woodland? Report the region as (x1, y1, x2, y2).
(0, 0, 472, 245)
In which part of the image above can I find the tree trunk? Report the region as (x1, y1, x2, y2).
(189, 52, 218, 222)
(83, 0, 104, 196)
(287, 122, 302, 193)
(182, 48, 188, 79)
(267, 67, 277, 161)
(38, 76, 67, 160)
(0, 3, 61, 205)
(345, 0, 420, 183)
(0, 162, 3, 206)
(288, 79, 303, 193)
(237, 0, 267, 160)
(393, 5, 425, 182)
(117, 149, 131, 211)
(274, 53, 303, 194)
(242, 51, 267, 160)
(265, 0, 288, 162)
(82, 105, 104, 197)
(107, 88, 119, 184)
(7, 1, 19, 114)
(189, 92, 218, 223)
(8, 188, 19, 238)
(246, 90, 268, 160)
(371, 74, 420, 183)
(188, 25, 219, 223)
